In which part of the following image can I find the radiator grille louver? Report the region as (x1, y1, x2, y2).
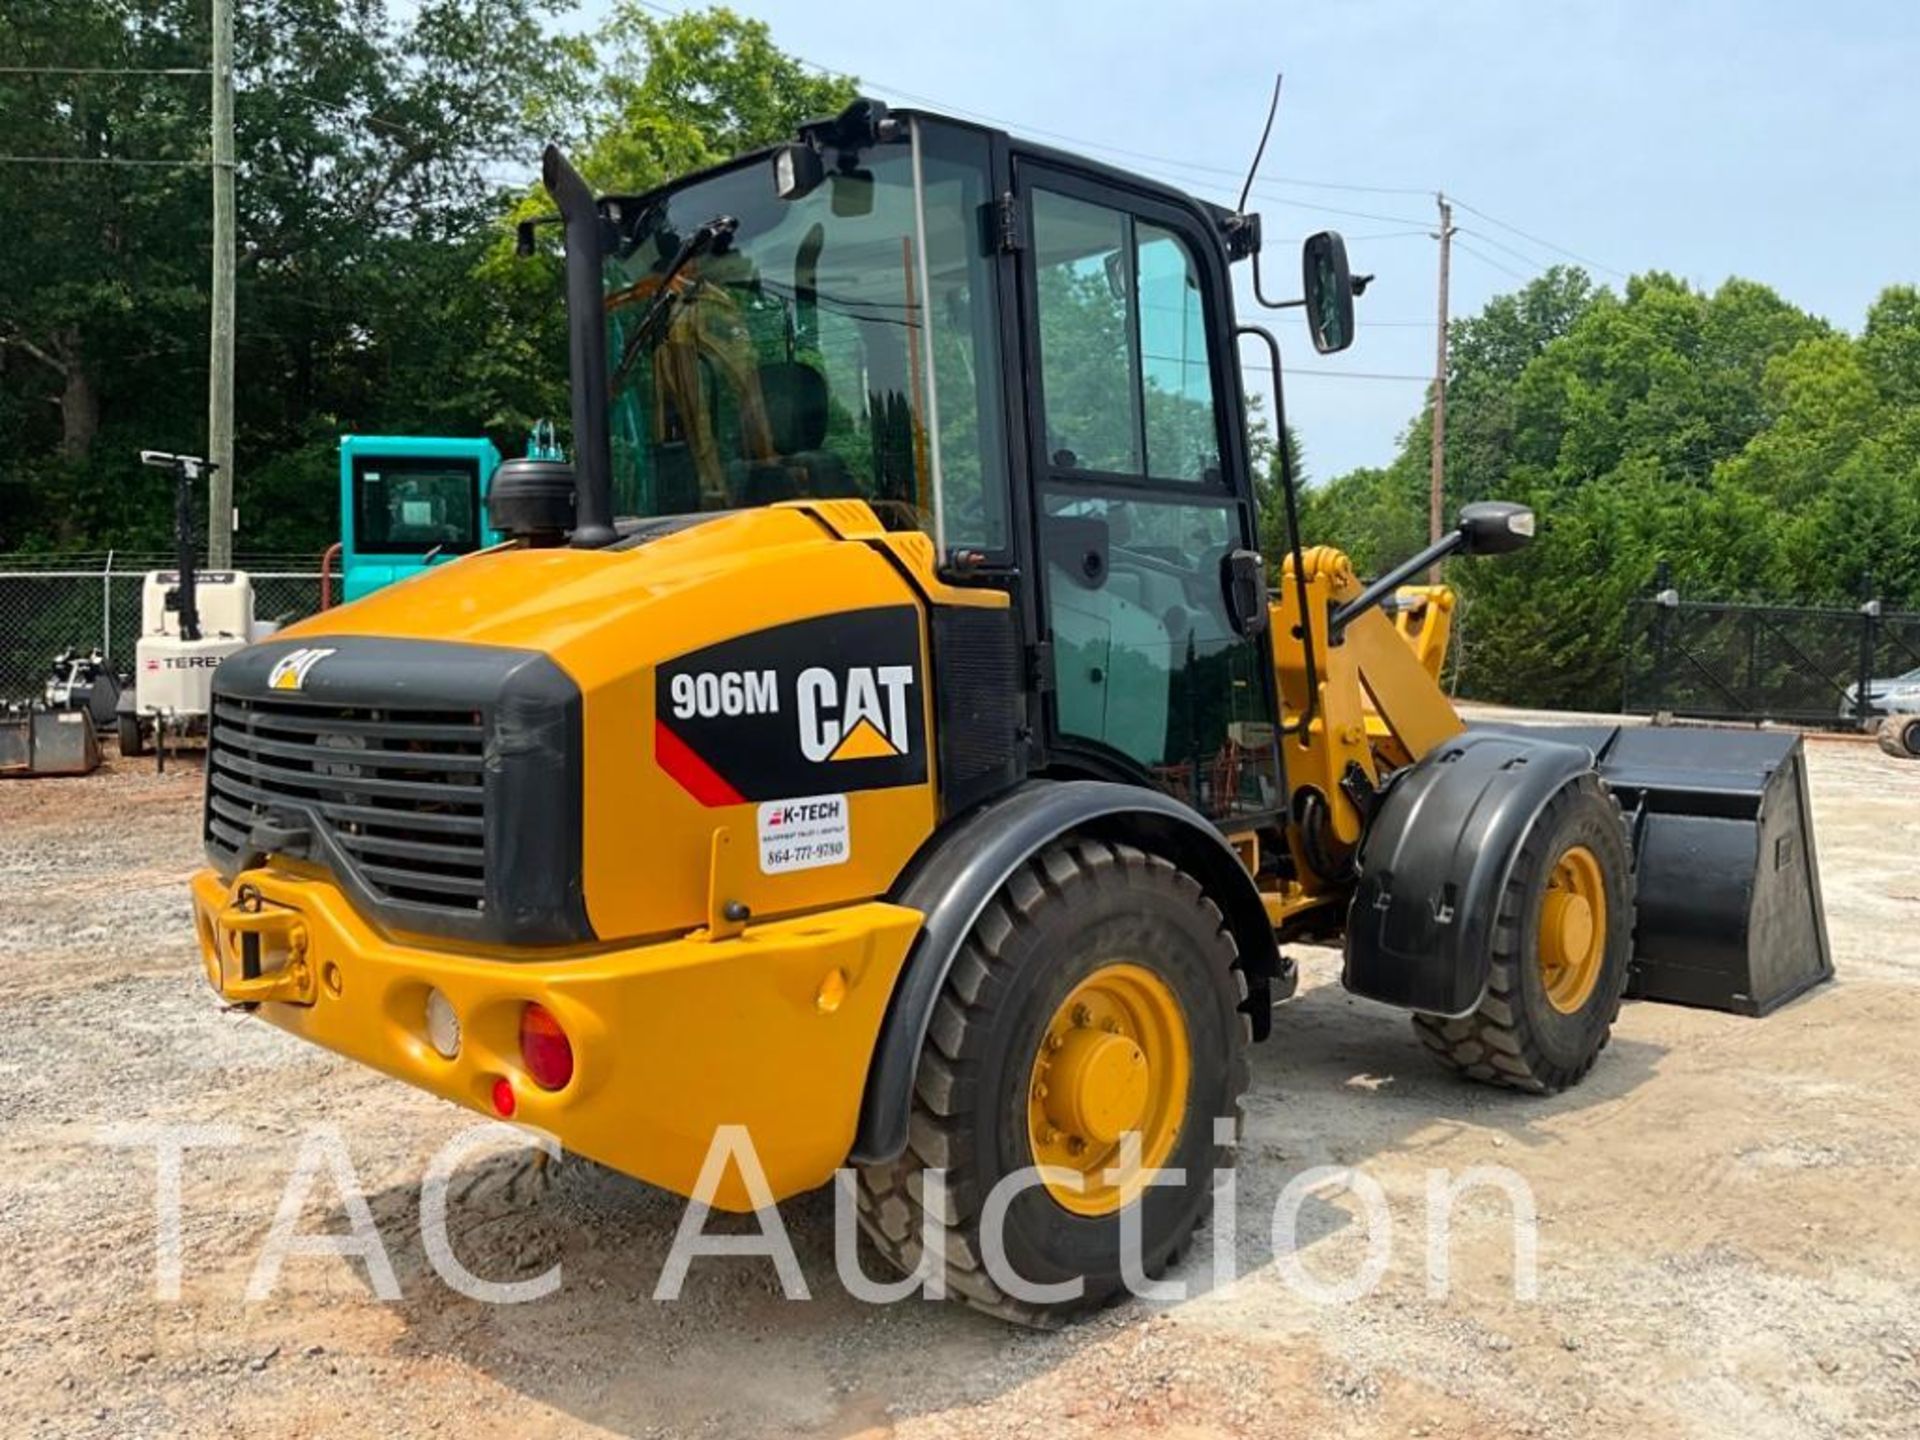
(205, 696, 488, 913)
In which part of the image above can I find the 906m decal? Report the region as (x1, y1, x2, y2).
(655, 607, 927, 805)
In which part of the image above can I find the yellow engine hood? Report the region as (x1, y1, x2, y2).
(288, 506, 870, 685)
(274, 503, 945, 944)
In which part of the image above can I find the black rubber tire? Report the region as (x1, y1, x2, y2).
(1877, 714, 1920, 760)
(1411, 775, 1634, 1094)
(854, 838, 1250, 1327)
(117, 712, 146, 757)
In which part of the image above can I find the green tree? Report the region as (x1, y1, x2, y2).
(0, 3, 849, 556)
(473, 4, 853, 457)
(1305, 268, 1920, 708)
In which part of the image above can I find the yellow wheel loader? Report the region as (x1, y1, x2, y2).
(189, 100, 1831, 1323)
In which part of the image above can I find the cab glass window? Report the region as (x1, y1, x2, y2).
(350, 457, 481, 556)
(1031, 190, 1141, 475)
(601, 122, 1007, 553)
(1044, 491, 1278, 817)
(1031, 193, 1222, 484)
(1137, 223, 1220, 482)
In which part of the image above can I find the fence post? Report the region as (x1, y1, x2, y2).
(1649, 562, 1675, 717)
(102, 550, 114, 661)
(1745, 608, 1759, 715)
(1857, 571, 1881, 728)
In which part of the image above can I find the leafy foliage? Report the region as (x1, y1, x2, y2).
(0, 2, 848, 553)
(1303, 270, 1920, 707)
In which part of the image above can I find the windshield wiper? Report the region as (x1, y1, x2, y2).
(609, 214, 739, 395)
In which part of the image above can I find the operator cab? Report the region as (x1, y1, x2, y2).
(338, 435, 502, 602)
(560, 99, 1359, 827)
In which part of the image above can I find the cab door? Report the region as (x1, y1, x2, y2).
(1014, 162, 1280, 824)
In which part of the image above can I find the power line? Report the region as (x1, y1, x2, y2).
(1449, 196, 1626, 278)
(1456, 226, 1550, 273)
(1248, 193, 1427, 227)
(0, 153, 208, 168)
(0, 65, 209, 76)
(627, 0, 1435, 209)
(1246, 361, 1433, 382)
(630, 0, 1633, 287)
(1292, 368, 1434, 381)
(1453, 239, 1531, 283)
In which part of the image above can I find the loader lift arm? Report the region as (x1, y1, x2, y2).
(1262, 501, 1536, 929)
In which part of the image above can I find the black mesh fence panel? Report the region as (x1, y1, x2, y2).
(0, 557, 323, 704)
(1625, 597, 1920, 728)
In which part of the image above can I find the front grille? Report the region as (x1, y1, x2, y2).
(206, 696, 488, 912)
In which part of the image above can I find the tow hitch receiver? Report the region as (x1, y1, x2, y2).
(205, 888, 317, 1007)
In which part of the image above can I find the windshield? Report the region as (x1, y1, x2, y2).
(350, 456, 480, 556)
(600, 118, 1007, 553)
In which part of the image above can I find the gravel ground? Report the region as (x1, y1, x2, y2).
(2, 730, 1917, 1439)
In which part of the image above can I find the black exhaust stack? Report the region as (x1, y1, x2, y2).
(541, 145, 617, 549)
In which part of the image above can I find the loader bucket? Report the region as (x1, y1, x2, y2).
(1487, 724, 1832, 1016)
(0, 710, 102, 778)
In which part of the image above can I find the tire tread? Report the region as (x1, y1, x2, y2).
(1411, 776, 1635, 1095)
(854, 839, 1249, 1327)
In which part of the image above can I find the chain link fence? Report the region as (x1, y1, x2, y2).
(1622, 589, 1920, 728)
(0, 553, 325, 703)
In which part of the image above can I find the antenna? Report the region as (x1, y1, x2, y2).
(1236, 73, 1284, 215)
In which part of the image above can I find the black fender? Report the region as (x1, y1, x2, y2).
(849, 780, 1284, 1165)
(1342, 730, 1601, 1017)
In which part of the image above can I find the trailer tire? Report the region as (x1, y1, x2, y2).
(1877, 714, 1920, 760)
(117, 713, 146, 758)
(1412, 775, 1634, 1094)
(854, 838, 1249, 1327)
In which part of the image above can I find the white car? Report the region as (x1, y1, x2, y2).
(1841, 665, 1920, 720)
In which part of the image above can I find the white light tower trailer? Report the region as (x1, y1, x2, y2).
(118, 452, 267, 759)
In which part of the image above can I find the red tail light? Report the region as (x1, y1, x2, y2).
(519, 1003, 574, 1091)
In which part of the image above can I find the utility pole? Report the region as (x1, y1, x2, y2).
(1427, 191, 1456, 581)
(206, 0, 236, 567)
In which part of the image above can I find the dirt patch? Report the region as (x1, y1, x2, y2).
(2, 739, 1917, 1438)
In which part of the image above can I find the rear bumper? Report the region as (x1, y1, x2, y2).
(190, 867, 923, 1209)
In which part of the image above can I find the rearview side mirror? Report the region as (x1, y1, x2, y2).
(1456, 501, 1536, 555)
(1301, 231, 1355, 354)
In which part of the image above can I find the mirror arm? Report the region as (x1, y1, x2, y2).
(1248, 246, 1306, 311)
(1328, 530, 1468, 640)
(1236, 323, 1318, 740)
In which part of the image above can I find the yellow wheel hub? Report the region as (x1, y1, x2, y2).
(1027, 963, 1190, 1216)
(1538, 844, 1607, 1014)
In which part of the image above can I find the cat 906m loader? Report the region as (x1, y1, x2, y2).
(188, 100, 1832, 1322)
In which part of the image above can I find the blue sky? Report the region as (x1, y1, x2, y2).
(560, 0, 1920, 482)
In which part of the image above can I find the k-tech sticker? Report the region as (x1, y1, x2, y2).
(757, 794, 851, 874)
(655, 608, 927, 805)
